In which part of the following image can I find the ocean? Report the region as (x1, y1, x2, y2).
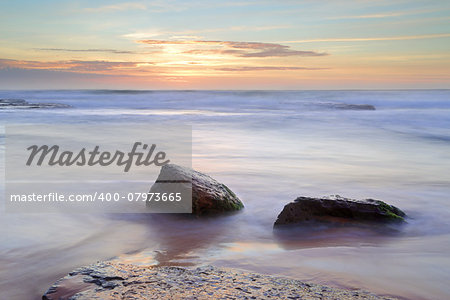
(1, 90, 449, 299)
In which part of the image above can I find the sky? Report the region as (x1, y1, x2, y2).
(0, 0, 449, 89)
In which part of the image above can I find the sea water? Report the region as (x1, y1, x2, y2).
(0, 90, 449, 299)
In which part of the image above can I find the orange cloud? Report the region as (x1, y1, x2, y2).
(215, 66, 328, 71)
(34, 48, 137, 54)
(0, 59, 150, 73)
(138, 40, 328, 57)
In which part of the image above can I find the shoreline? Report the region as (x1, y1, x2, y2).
(43, 261, 400, 300)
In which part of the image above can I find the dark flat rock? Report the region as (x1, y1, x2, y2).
(274, 195, 406, 226)
(333, 103, 376, 110)
(147, 164, 244, 215)
(0, 98, 72, 109)
(316, 102, 376, 111)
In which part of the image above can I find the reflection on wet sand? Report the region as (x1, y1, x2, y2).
(272, 223, 406, 250)
(112, 213, 237, 266)
(112, 212, 406, 267)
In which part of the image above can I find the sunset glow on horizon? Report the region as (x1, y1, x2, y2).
(1, 0, 449, 89)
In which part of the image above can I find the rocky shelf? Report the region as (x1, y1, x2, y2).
(0, 98, 72, 109)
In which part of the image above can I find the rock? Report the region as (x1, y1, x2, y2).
(43, 262, 399, 300)
(0, 98, 72, 109)
(0, 99, 27, 106)
(315, 102, 376, 110)
(274, 195, 406, 226)
(333, 103, 376, 110)
(147, 164, 243, 215)
(317, 102, 376, 110)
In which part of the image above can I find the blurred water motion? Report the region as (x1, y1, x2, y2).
(1, 90, 449, 299)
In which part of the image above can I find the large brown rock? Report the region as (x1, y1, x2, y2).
(274, 195, 406, 226)
(147, 164, 243, 215)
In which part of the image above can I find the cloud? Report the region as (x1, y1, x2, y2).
(86, 1, 281, 14)
(0, 58, 148, 72)
(34, 48, 136, 54)
(85, 1, 185, 13)
(328, 8, 443, 20)
(85, 2, 148, 12)
(328, 12, 408, 20)
(182, 49, 244, 56)
(122, 31, 163, 39)
(169, 35, 203, 40)
(280, 33, 450, 43)
(226, 25, 292, 32)
(215, 66, 328, 71)
(138, 40, 328, 57)
(122, 25, 291, 40)
(66, 60, 146, 71)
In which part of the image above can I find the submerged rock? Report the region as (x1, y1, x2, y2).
(0, 99, 27, 106)
(0, 98, 71, 109)
(333, 103, 376, 110)
(274, 195, 406, 226)
(147, 164, 244, 215)
(317, 102, 376, 110)
(43, 262, 398, 300)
